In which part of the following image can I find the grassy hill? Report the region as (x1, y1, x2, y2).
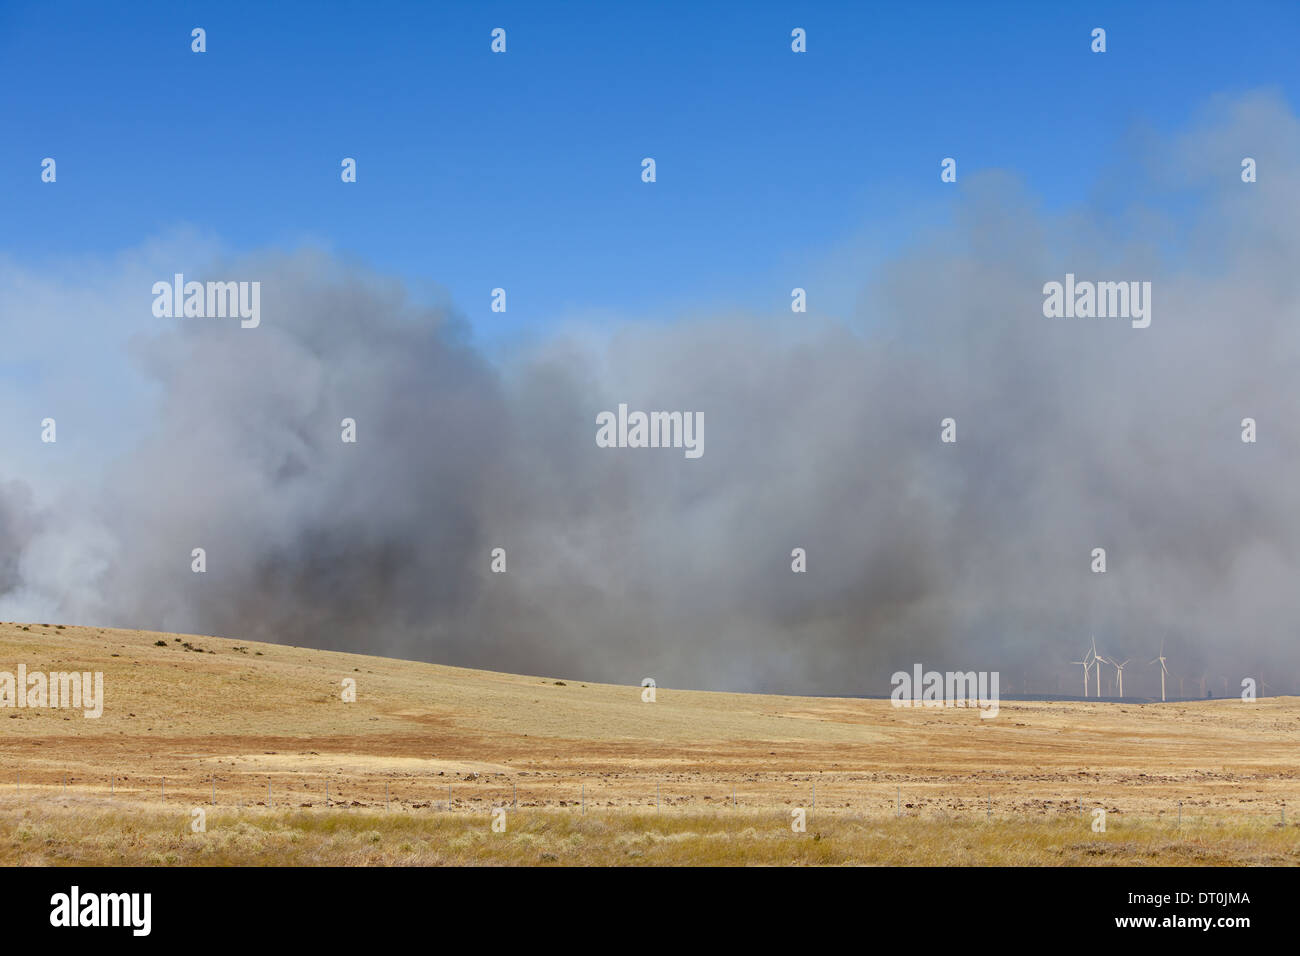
(1, 621, 1296, 865)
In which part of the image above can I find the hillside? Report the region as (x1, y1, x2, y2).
(1, 621, 1296, 822)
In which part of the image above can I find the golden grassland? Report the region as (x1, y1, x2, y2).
(1, 621, 1297, 865)
(2, 802, 1297, 866)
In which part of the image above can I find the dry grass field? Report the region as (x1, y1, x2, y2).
(1, 621, 1297, 865)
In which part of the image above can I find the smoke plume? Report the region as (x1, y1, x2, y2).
(2, 91, 1299, 696)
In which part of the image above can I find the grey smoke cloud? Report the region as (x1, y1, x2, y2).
(2, 92, 1299, 696)
(0, 481, 41, 597)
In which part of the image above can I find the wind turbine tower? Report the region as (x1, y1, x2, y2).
(1071, 657, 1092, 698)
(1104, 658, 1131, 697)
(1150, 642, 1170, 703)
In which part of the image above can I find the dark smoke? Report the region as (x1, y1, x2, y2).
(2, 92, 1299, 696)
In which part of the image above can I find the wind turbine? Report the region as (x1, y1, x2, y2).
(1150, 641, 1169, 702)
(1089, 637, 1101, 698)
(1101, 657, 1131, 697)
(1070, 657, 1093, 697)
(1096, 654, 1112, 697)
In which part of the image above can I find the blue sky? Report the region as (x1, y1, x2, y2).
(1, 0, 1298, 346)
(2, 2, 1300, 687)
